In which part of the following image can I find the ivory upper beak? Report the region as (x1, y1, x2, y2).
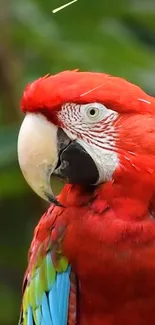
(17, 113, 59, 202)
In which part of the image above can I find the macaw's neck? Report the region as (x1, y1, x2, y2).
(59, 175, 155, 221)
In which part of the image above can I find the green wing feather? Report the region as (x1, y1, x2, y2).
(19, 206, 72, 325)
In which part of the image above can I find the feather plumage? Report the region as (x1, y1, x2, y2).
(19, 71, 155, 324)
(19, 204, 76, 325)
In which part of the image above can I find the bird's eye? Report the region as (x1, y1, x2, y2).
(86, 106, 100, 119)
(83, 103, 109, 123)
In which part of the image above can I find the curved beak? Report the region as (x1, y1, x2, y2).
(18, 113, 61, 204)
(18, 113, 99, 205)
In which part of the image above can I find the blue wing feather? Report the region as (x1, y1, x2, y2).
(40, 318, 46, 325)
(27, 308, 33, 325)
(42, 293, 53, 325)
(48, 266, 71, 325)
(20, 206, 74, 325)
(25, 266, 71, 325)
(49, 280, 60, 325)
(57, 266, 71, 325)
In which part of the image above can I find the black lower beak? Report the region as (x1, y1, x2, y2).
(54, 128, 99, 186)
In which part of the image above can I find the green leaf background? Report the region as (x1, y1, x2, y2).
(1, 0, 155, 323)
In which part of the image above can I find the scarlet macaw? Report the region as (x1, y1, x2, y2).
(17, 70, 155, 325)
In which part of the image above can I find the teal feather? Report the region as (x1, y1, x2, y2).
(22, 250, 71, 325)
(41, 293, 53, 325)
(20, 210, 75, 325)
(49, 279, 60, 325)
(27, 307, 33, 325)
(57, 266, 71, 325)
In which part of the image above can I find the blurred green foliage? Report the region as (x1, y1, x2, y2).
(1, 0, 155, 324)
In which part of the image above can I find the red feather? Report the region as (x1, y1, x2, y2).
(59, 184, 155, 325)
(20, 70, 155, 121)
(20, 71, 155, 324)
(26, 183, 155, 324)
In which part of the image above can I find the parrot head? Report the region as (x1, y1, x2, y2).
(18, 70, 155, 206)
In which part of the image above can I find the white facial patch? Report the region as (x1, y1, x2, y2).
(58, 102, 119, 183)
(77, 139, 118, 183)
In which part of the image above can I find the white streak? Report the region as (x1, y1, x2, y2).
(52, 0, 78, 13)
(138, 98, 151, 104)
(80, 83, 105, 97)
